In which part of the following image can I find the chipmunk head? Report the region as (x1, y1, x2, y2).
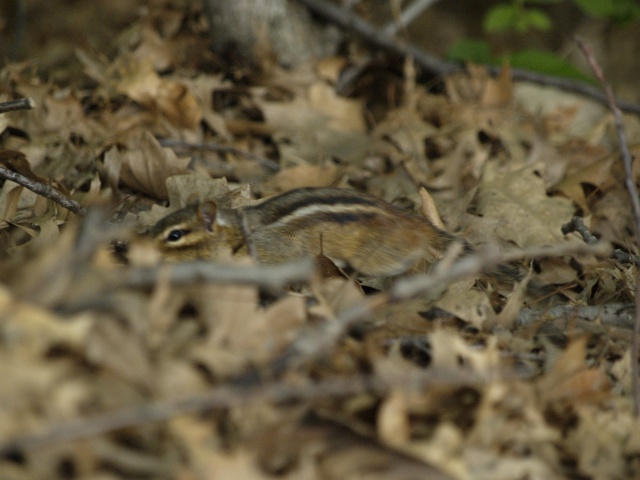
(150, 201, 220, 261)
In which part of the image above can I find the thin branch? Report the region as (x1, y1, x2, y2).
(280, 241, 611, 368)
(517, 303, 635, 330)
(505, 68, 640, 116)
(382, 0, 440, 37)
(298, 0, 456, 75)
(0, 364, 526, 454)
(158, 139, 280, 171)
(296, 0, 640, 116)
(562, 216, 598, 244)
(0, 165, 86, 216)
(577, 37, 640, 417)
(613, 249, 640, 266)
(0, 97, 34, 114)
(0, 243, 612, 452)
(57, 258, 316, 313)
(562, 216, 640, 266)
(0, 375, 380, 455)
(120, 258, 314, 290)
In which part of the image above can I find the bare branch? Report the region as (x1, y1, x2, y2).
(297, 0, 456, 75)
(0, 97, 34, 114)
(0, 365, 526, 454)
(563, 215, 640, 265)
(577, 37, 640, 417)
(0, 375, 380, 455)
(120, 258, 314, 290)
(0, 164, 86, 216)
(382, 0, 439, 37)
(0, 243, 614, 453)
(562, 216, 598, 244)
(517, 303, 635, 330)
(281, 241, 611, 368)
(57, 258, 316, 313)
(296, 0, 640, 115)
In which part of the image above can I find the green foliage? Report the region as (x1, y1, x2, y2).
(446, 42, 595, 84)
(447, 39, 493, 64)
(484, 5, 551, 32)
(504, 49, 595, 82)
(483, 0, 640, 33)
(446, 0, 640, 81)
(573, 0, 640, 21)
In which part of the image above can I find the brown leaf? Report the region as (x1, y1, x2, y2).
(156, 80, 202, 129)
(260, 164, 341, 195)
(470, 161, 576, 247)
(554, 153, 615, 212)
(189, 280, 308, 377)
(0, 149, 47, 182)
(537, 338, 611, 405)
(445, 64, 512, 106)
(86, 316, 154, 389)
(378, 392, 411, 446)
(435, 279, 493, 329)
(104, 131, 190, 199)
(258, 80, 369, 165)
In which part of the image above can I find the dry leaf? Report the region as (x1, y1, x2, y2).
(435, 279, 493, 329)
(537, 338, 611, 405)
(260, 164, 341, 195)
(470, 161, 576, 247)
(104, 131, 190, 199)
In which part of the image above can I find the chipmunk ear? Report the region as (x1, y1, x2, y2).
(198, 200, 218, 232)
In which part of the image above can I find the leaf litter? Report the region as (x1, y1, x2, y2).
(0, 2, 639, 480)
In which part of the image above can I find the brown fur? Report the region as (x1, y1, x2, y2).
(151, 187, 512, 279)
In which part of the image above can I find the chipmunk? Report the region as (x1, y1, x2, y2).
(149, 187, 518, 279)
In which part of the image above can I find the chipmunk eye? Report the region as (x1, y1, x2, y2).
(166, 229, 189, 242)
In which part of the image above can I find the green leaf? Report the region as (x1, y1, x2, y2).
(572, 0, 616, 17)
(523, 9, 552, 30)
(447, 39, 493, 64)
(610, 0, 640, 23)
(502, 49, 595, 83)
(483, 4, 519, 32)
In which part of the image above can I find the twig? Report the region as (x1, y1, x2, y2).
(517, 303, 635, 330)
(0, 244, 611, 452)
(562, 216, 640, 266)
(562, 216, 598, 244)
(0, 97, 34, 114)
(382, 0, 439, 37)
(296, 0, 640, 116)
(0, 165, 86, 216)
(158, 139, 280, 171)
(612, 250, 640, 266)
(281, 241, 611, 367)
(57, 258, 316, 313)
(298, 0, 456, 75)
(0, 364, 525, 454)
(121, 258, 314, 289)
(0, 375, 380, 454)
(577, 37, 640, 417)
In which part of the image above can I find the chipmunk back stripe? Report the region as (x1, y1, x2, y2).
(251, 188, 381, 225)
(270, 203, 383, 229)
(280, 210, 379, 230)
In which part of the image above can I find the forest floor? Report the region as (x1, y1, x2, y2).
(0, 1, 640, 479)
